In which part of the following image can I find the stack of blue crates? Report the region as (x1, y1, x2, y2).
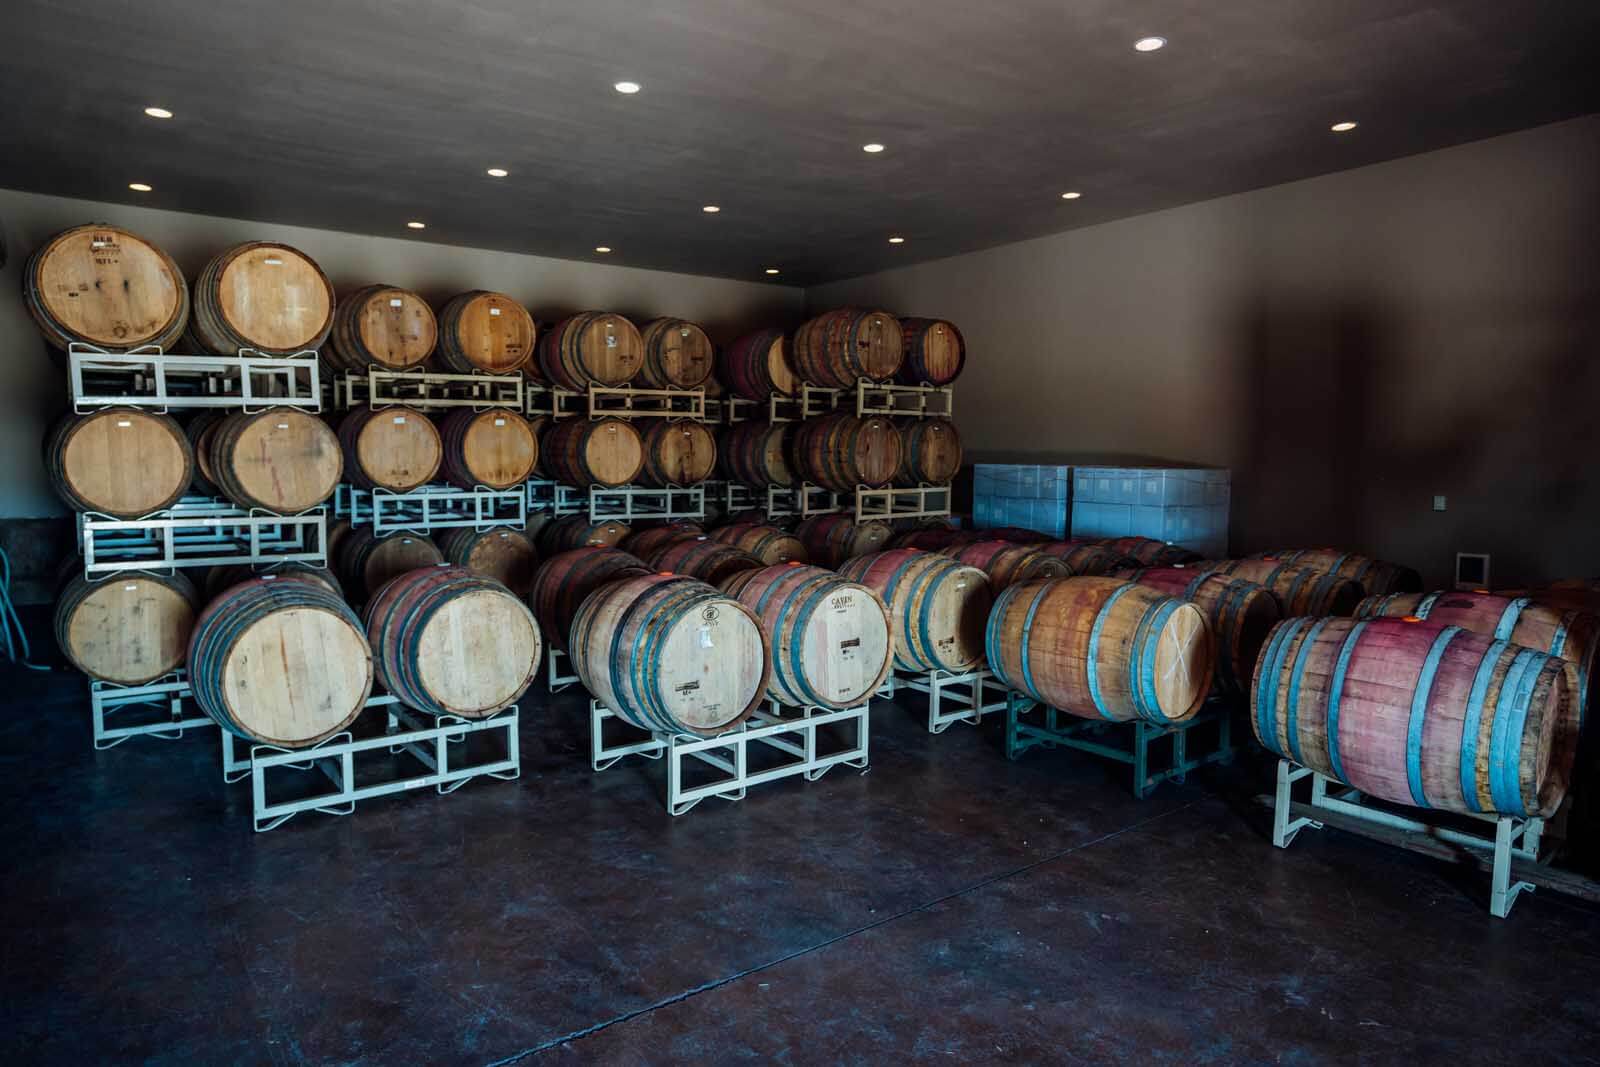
(972, 464, 1072, 540)
(1070, 466, 1230, 558)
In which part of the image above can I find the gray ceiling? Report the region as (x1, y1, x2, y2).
(3, 1, 1597, 286)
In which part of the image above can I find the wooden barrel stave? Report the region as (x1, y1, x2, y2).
(837, 549, 991, 673)
(326, 284, 437, 372)
(536, 311, 644, 390)
(437, 408, 537, 489)
(794, 515, 893, 568)
(638, 318, 714, 389)
(895, 318, 965, 386)
(793, 309, 904, 387)
(718, 329, 799, 400)
(621, 521, 704, 558)
(542, 417, 643, 487)
(24, 224, 189, 352)
(789, 413, 903, 492)
(336, 406, 442, 492)
(46, 407, 193, 517)
(1122, 567, 1280, 700)
(1031, 541, 1143, 576)
(527, 547, 651, 651)
(1259, 548, 1423, 597)
(191, 242, 335, 356)
(435, 291, 535, 374)
(56, 570, 200, 684)
(204, 562, 341, 601)
(536, 516, 630, 556)
(436, 526, 539, 597)
(644, 538, 766, 586)
(638, 420, 717, 486)
(1200, 559, 1364, 617)
(719, 422, 792, 487)
(334, 528, 444, 601)
(1094, 536, 1202, 567)
(894, 418, 962, 486)
(708, 523, 808, 565)
(208, 408, 342, 513)
(941, 541, 1071, 590)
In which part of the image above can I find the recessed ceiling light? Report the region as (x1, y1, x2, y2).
(1331, 121, 1358, 133)
(765, 268, 780, 275)
(143, 107, 173, 119)
(406, 221, 426, 229)
(486, 167, 509, 177)
(702, 205, 721, 213)
(128, 182, 153, 192)
(1061, 191, 1082, 200)
(862, 143, 886, 154)
(595, 246, 612, 253)
(888, 236, 905, 244)
(614, 81, 641, 95)
(1134, 36, 1166, 52)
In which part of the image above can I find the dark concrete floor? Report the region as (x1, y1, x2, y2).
(2, 654, 1598, 1066)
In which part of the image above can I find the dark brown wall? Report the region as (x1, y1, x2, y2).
(809, 115, 1600, 589)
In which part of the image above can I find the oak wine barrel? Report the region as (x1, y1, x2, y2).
(721, 564, 893, 708)
(191, 242, 335, 355)
(789, 413, 902, 492)
(542, 417, 643, 487)
(526, 414, 552, 478)
(638, 318, 714, 389)
(24, 223, 189, 351)
(336, 406, 442, 492)
(1257, 549, 1422, 597)
(46, 408, 193, 517)
(207, 408, 342, 512)
(1201, 559, 1363, 618)
(537, 311, 643, 390)
(437, 408, 537, 489)
(621, 521, 704, 558)
(184, 413, 225, 497)
(895, 317, 965, 386)
(536, 516, 631, 555)
(187, 578, 373, 747)
(204, 562, 341, 601)
(435, 291, 535, 374)
(894, 418, 962, 486)
(709, 523, 808, 565)
(888, 525, 981, 552)
(942, 541, 1070, 590)
(326, 518, 354, 564)
(1514, 579, 1600, 617)
(1252, 615, 1576, 818)
(569, 573, 770, 736)
(325, 284, 437, 372)
(56, 570, 200, 684)
(638, 420, 718, 486)
(1032, 541, 1143, 576)
(1094, 536, 1202, 567)
(837, 549, 991, 673)
(718, 329, 799, 400)
(719, 422, 792, 487)
(792, 309, 903, 387)
(794, 514, 893, 568)
(366, 566, 541, 718)
(644, 538, 766, 586)
(335, 528, 444, 601)
(436, 526, 539, 597)
(527, 547, 651, 651)
(987, 577, 1214, 725)
(1122, 567, 1280, 700)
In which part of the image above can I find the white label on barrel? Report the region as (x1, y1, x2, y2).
(494, 418, 505, 426)
(264, 258, 282, 266)
(680, 328, 690, 338)
(700, 626, 714, 648)
(124, 584, 137, 591)
(607, 426, 616, 433)
(490, 308, 501, 316)
(277, 423, 288, 429)
(606, 336, 617, 347)
(393, 416, 406, 424)
(390, 298, 403, 307)
(116, 420, 131, 427)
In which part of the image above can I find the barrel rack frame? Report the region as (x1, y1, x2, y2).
(89, 670, 213, 749)
(855, 484, 953, 522)
(334, 484, 526, 534)
(549, 483, 707, 523)
(528, 384, 710, 422)
(893, 667, 1008, 734)
(765, 483, 844, 520)
(67, 343, 321, 413)
(78, 499, 328, 575)
(331, 368, 523, 412)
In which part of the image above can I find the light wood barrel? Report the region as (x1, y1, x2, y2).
(942, 541, 1070, 590)
(191, 242, 335, 355)
(436, 526, 539, 597)
(988, 577, 1213, 725)
(1032, 541, 1143, 576)
(325, 284, 436, 372)
(542, 417, 643, 487)
(718, 329, 799, 400)
(204, 563, 341, 601)
(1252, 615, 1576, 817)
(46, 408, 193, 517)
(719, 422, 792, 486)
(437, 409, 536, 489)
(622, 521, 704, 558)
(644, 538, 767, 586)
(638, 318, 714, 389)
(837, 549, 991, 673)
(366, 566, 541, 718)
(1258, 549, 1423, 597)
(1122, 567, 1281, 700)
(336, 406, 442, 492)
(1356, 591, 1599, 722)
(528, 547, 651, 651)
(56, 571, 200, 684)
(789, 413, 903, 491)
(795, 515, 893, 568)
(184, 413, 225, 497)
(709, 523, 808, 565)
(187, 578, 373, 747)
(1094, 536, 1202, 567)
(24, 223, 189, 351)
(537, 311, 644, 389)
(894, 419, 962, 486)
(638, 420, 717, 486)
(1201, 559, 1363, 618)
(536, 516, 631, 555)
(208, 408, 342, 512)
(895, 318, 965, 386)
(721, 564, 893, 708)
(569, 573, 770, 736)
(335, 528, 444, 601)
(792, 309, 904, 387)
(435, 291, 535, 374)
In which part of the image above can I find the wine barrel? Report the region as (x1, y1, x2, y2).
(542, 417, 643, 487)
(526, 414, 552, 478)
(709, 523, 808, 565)
(644, 538, 766, 586)
(437, 409, 537, 489)
(988, 577, 1214, 725)
(719, 422, 792, 487)
(527, 547, 651, 651)
(1122, 567, 1280, 700)
(1257, 549, 1423, 597)
(187, 578, 373, 747)
(366, 566, 541, 718)
(435, 291, 535, 374)
(336, 406, 442, 492)
(792, 308, 904, 387)
(436, 526, 539, 597)
(1252, 616, 1576, 817)
(789, 413, 903, 491)
(45, 408, 193, 517)
(56, 570, 200, 684)
(191, 242, 335, 355)
(537, 311, 643, 390)
(894, 419, 962, 486)
(721, 564, 893, 708)
(837, 549, 991, 673)
(718, 329, 799, 400)
(1201, 559, 1363, 618)
(1356, 591, 1599, 721)
(942, 541, 1070, 590)
(24, 223, 189, 351)
(1032, 541, 1143, 576)
(184, 413, 225, 497)
(536, 516, 631, 555)
(335, 528, 444, 601)
(204, 562, 341, 601)
(794, 515, 893, 568)
(638, 318, 714, 389)
(638, 420, 717, 486)
(896, 318, 965, 386)
(569, 573, 769, 736)
(326, 518, 354, 564)
(325, 284, 436, 372)
(621, 521, 704, 558)
(888, 525, 981, 552)
(1094, 536, 1202, 567)
(207, 408, 342, 512)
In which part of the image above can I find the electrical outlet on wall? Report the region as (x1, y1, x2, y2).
(1432, 495, 1447, 512)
